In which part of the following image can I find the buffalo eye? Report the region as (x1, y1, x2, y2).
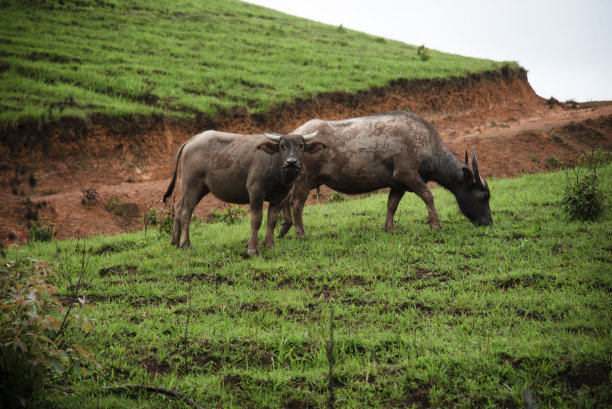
(279, 141, 286, 150)
(299, 143, 304, 149)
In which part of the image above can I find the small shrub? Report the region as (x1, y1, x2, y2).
(551, 133, 563, 143)
(561, 153, 608, 221)
(546, 156, 563, 168)
(328, 191, 346, 203)
(80, 187, 99, 205)
(105, 196, 125, 217)
(29, 219, 54, 242)
(143, 204, 174, 237)
(0, 256, 99, 407)
(417, 45, 431, 61)
(212, 204, 247, 224)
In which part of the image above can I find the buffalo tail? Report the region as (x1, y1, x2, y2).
(163, 140, 189, 203)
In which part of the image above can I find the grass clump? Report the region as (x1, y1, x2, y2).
(105, 196, 127, 218)
(29, 219, 55, 242)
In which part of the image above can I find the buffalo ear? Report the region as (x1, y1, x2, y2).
(462, 167, 474, 184)
(305, 141, 326, 154)
(257, 142, 279, 155)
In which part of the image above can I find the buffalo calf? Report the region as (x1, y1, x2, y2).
(163, 130, 325, 255)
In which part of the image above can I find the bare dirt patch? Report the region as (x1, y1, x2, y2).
(1, 69, 611, 247)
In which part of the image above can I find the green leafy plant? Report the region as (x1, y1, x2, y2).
(143, 204, 174, 237)
(561, 152, 608, 221)
(211, 204, 247, 224)
(0, 255, 99, 407)
(328, 191, 346, 203)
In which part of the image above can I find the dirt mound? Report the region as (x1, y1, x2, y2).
(1, 69, 611, 247)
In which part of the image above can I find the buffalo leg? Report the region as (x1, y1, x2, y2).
(409, 182, 441, 230)
(385, 188, 406, 231)
(395, 170, 441, 230)
(170, 198, 182, 247)
(289, 187, 311, 240)
(415, 185, 441, 230)
(247, 194, 264, 256)
(172, 185, 209, 248)
(264, 202, 284, 249)
(278, 201, 293, 238)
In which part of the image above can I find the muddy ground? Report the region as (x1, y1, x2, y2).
(1, 69, 611, 247)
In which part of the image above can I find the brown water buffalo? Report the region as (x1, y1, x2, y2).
(279, 111, 492, 239)
(163, 130, 324, 255)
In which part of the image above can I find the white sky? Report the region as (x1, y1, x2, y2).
(245, 0, 612, 102)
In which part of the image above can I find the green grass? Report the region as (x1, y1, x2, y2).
(0, 0, 516, 125)
(10, 165, 612, 408)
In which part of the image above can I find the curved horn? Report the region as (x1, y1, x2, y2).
(302, 130, 318, 142)
(464, 151, 469, 168)
(471, 147, 485, 188)
(264, 132, 281, 143)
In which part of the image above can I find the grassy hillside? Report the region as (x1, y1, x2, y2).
(9, 164, 612, 408)
(0, 0, 515, 124)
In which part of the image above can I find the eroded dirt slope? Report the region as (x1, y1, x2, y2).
(1, 69, 611, 247)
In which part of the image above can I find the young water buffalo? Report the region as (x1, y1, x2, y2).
(163, 130, 324, 255)
(279, 111, 492, 239)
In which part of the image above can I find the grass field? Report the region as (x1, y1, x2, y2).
(8, 164, 611, 408)
(0, 0, 515, 124)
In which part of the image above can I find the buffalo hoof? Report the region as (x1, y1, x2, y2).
(278, 222, 292, 238)
(247, 247, 261, 256)
(178, 239, 192, 249)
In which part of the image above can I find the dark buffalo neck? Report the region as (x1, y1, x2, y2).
(419, 150, 464, 192)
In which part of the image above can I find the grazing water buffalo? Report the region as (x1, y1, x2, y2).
(163, 130, 324, 255)
(279, 111, 492, 239)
